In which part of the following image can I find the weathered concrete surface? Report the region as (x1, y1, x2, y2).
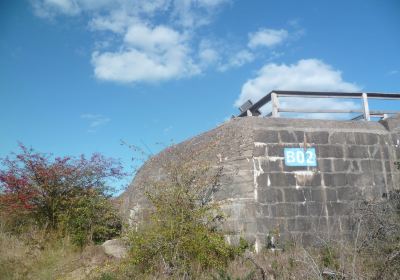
(119, 114, 400, 251)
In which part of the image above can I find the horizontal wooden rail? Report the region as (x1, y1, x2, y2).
(278, 109, 364, 114)
(278, 109, 400, 114)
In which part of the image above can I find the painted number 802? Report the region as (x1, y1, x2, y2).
(284, 148, 317, 167)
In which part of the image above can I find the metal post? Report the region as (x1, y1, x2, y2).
(362, 93, 370, 121)
(271, 92, 280, 118)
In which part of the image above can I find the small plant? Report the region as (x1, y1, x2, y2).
(98, 272, 117, 280)
(266, 227, 280, 250)
(320, 245, 339, 271)
(213, 270, 255, 280)
(237, 237, 250, 253)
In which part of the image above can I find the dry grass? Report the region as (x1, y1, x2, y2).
(219, 237, 380, 280)
(0, 229, 379, 280)
(0, 219, 383, 280)
(0, 222, 111, 280)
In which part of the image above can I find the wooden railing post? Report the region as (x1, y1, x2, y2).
(271, 92, 280, 118)
(362, 93, 370, 121)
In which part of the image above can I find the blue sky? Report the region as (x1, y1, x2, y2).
(1, 0, 399, 186)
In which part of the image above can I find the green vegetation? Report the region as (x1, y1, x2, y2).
(127, 164, 238, 276)
(101, 145, 247, 278)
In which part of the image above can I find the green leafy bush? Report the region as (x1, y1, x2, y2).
(60, 192, 122, 247)
(126, 145, 243, 277)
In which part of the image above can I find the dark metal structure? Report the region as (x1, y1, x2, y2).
(237, 90, 400, 121)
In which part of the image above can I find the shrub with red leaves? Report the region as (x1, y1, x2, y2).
(0, 144, 126, 244)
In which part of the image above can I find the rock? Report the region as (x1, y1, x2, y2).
(101, 239, 127, 259)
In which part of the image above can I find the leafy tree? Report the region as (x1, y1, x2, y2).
(0, 144, 125, 245)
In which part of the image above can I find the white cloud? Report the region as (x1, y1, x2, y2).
(32, 0, 229, 27)
(32, 0, 235, 83)
(196, 39, 223, 68)
(81, 113, 110, 132)
(31, 0, 115, 18)
(88, 0, 171, 33)
(33, 1, 298, 84)
(198, 0, 230, 7)
(199, 47, 219, 66)
(92, 48, 199, 83)
(124, 24, 183, 52)
(197, 38, 259, 71)
(92, 21, 200, 83)
(171, 0, 231, 28)
(236, 59, 361, 119)
(218, 50, 254, 72)
(89, 9, 135, 34)
(32, 0, 80, 17)
(248, 28, 289, 49)
(92, 23, 200, 83)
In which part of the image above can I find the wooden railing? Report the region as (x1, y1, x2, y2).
(237, 90, 400, 121)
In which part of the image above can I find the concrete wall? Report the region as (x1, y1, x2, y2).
(120, 115, 400, 251)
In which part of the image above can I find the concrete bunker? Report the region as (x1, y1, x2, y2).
(119, 91, 400, 251)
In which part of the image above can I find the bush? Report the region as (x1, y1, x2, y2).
(60, 192, 122, 247)
(0, 144, 125, 246)
(356, 190, 400, 279)
(125, 145, 243, 277)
